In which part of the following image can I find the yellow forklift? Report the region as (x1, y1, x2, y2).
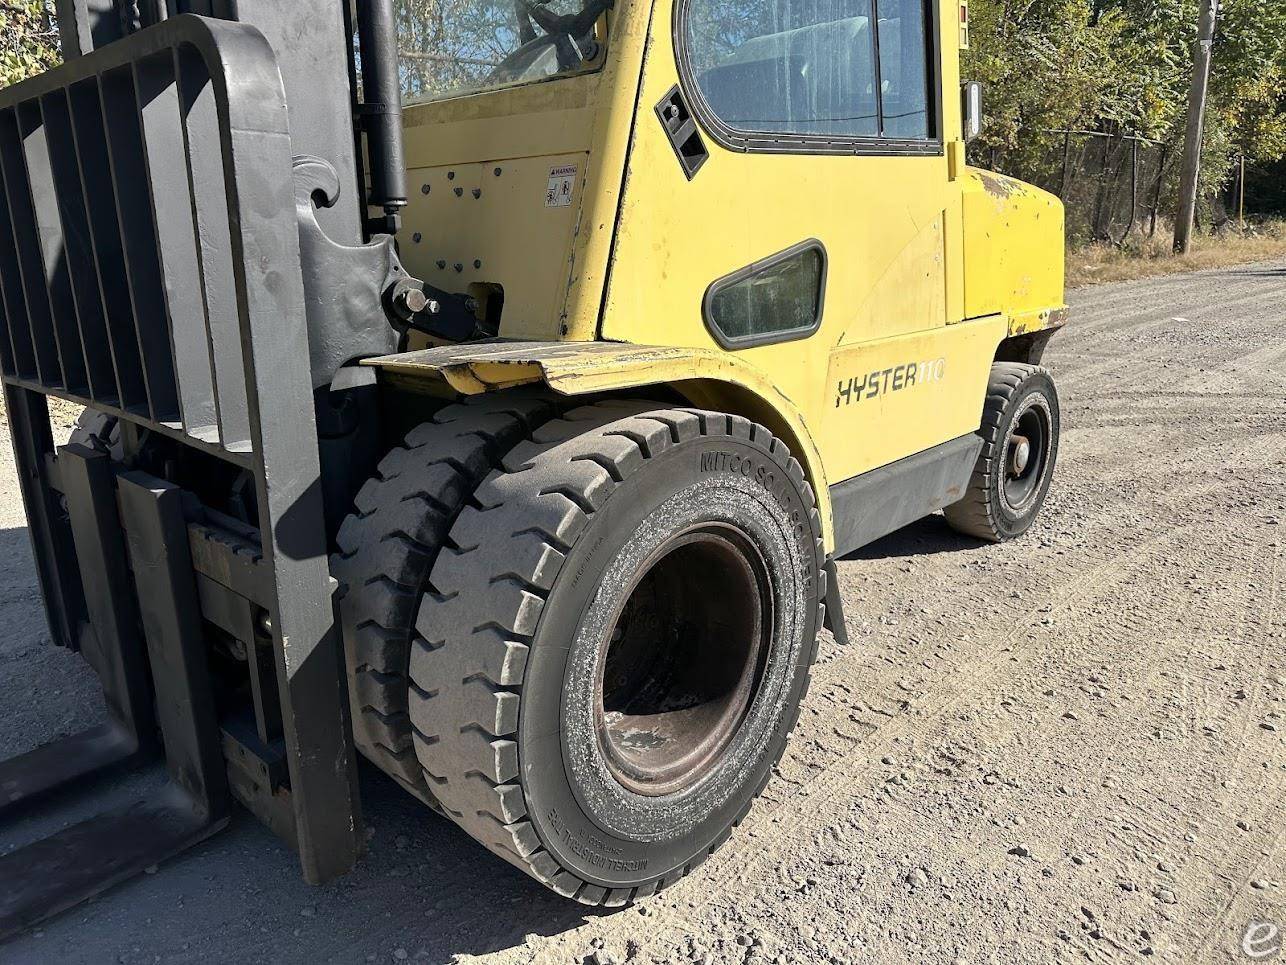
(0, 0, 1063, 928)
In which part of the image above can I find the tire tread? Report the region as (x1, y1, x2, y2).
(331, 390, 558, 793)
(409, 402, 824, 904)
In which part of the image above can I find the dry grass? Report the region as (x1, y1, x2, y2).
(1067, 219, 1286, 288)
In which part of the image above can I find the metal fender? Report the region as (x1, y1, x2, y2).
(363, 340, 836, 549)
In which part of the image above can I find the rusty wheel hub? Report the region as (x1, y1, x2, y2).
(594, 525, 771, 797)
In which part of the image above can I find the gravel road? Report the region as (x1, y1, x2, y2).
(1, 262, 1283, 965)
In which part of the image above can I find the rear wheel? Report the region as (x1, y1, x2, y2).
(944, 362, 1060, 542)
(409, 403, 824, 903)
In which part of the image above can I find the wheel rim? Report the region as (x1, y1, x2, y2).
(1002, 398, 1051, 512)
(593, 524, 772, 797)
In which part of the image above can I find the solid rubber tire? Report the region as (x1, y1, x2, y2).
(331, 389, 559, 797)
(408, 403, 825, 904)
(944, 362, 1060, 542)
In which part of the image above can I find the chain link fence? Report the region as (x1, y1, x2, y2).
(976, 130, 1177, 245)
(974, 129, 1272, 246)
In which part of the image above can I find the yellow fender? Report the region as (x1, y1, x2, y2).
(363, 341, 836, 550)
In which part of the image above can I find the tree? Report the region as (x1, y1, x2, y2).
(962, 0, 1286, 231)
(1, 1, 60, 88)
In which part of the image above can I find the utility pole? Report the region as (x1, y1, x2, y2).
(1238, 154, 1246, 225)
(1174, 0, 1218, 253)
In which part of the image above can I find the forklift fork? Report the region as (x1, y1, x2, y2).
(0, 16, 364, 937)
(0, 444, 229, 938)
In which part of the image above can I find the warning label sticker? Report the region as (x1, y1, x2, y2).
(545, 164, 577, 207)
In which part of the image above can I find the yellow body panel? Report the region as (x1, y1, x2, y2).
(397, 0, 655, 341)
(961, 169, 1066, 334)
(403, 153, 588, 338)
(822, 313, 1007, 481)
(391, 0, 1067, 552)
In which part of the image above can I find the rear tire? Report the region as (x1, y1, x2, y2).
(331, 390, 558, 796)
(409, 403, 824, 904)
(944, 362, 1059, 542)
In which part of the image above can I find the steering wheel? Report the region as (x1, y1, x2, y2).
(503, 0, 612, 73)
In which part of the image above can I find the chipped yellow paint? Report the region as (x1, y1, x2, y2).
(961, 169, 1066, 327)
(389, 0, 1067, 553)
(1008, 306, 1069, 338)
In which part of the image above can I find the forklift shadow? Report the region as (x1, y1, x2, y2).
(1219, 267, 1286, 278)
(1, 755, 617, 963)
(339, 764, 627, 955)
(0, 528, 617, 962)
(0, 523, 37, 590)
(838, 513, 986, 562)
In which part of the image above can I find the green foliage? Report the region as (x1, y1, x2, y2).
(1, 1, 60, 89)
(963, 0, 1286, 219)
(1212, 0, 1286, 160)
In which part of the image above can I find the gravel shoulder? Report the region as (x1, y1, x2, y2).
(1, 262, 1283, 964)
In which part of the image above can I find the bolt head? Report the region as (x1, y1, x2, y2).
(398, 287, 429, 314)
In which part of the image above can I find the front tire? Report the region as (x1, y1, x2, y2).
(945, 362, 1060, 541)
(409, 404, 825, 904)
(331, 390, 558, 797)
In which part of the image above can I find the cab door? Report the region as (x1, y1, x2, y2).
(601, 0, 991, 486)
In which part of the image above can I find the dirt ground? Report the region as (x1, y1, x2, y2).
(0, 261, 1283, 965)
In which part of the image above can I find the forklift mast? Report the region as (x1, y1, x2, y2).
(56, 0, 385, 245)
(0, 0, 414, 936)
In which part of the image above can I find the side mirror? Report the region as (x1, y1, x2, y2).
(961, 81, 983, 142)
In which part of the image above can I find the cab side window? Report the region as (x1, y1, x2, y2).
(877, 0, 931, 138)
(681, 0, 935, 145)
(704, 241, 826, 347)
